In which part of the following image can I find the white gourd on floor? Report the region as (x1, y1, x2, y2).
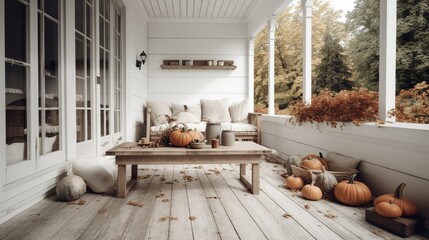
(56, 166, 86, 201)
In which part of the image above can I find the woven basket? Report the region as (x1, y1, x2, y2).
(291, 164, 359, 184)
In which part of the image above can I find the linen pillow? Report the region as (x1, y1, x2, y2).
(229, 99, 249, 123)
(72, 157, 117, 193)
(174, 112, 200, 124)
(147, 101, 172, 126)
(171, 103, 202, 121)
(200, 98, 231, 123)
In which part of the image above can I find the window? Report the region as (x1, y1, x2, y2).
(5, 0, 30, 165)
(38, 0, 61, 155)
(75, 0, 93, 143)
(99, 0, 111, 137)
(113, 5, 122, 134)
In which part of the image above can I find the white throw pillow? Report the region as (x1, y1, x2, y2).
(171, 103, 201, 121)
(200, 98, 231, 123)
(229, 99, 249, 123)
(72, 157, 117, 193)
(174, 112, 200, 124)
(147, 101, 172, 126)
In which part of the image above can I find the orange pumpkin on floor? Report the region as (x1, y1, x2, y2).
(285, 175, 304, 190)
(302, 181, 323, 201)
(169, 129, 194, 147)
(373, 183, 418, 217)
(334, 174, 371, 206)
(301, 153, 328, 170)
(375, 200, 402, 218)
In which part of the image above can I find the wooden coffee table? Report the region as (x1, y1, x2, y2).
(106, 141, 271, 198)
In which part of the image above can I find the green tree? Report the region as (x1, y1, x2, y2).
(313, 32, 353, 93)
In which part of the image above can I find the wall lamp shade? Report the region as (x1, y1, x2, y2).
(136, 51, 147, 70)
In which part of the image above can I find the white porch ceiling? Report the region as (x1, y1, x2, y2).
(142, 0, 259, 20)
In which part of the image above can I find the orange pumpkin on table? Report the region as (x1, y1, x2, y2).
(169, 129, 195, 147)
(334, 174, 372, 206)
(373, 183, 418, 217)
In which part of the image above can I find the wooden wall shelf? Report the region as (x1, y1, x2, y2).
(161, 59, 236, 70)
(160, 65, 237, 70)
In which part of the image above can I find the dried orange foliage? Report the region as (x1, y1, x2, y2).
(393, 81, 429, 124)
(290, 88, 379, 128)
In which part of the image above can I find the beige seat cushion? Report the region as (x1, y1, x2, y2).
(150, 122, 256, 134)
(200, 98, 231, 123)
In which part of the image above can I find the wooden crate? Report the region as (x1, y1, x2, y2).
(365, 207, 424, 237)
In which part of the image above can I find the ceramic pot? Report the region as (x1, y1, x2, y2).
(221, 130, 235, 146)
(205, 122, 222, 145)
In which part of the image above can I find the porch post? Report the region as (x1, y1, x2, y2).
(268, 17, 276, 115)
(379, 0, 396, 122)
(302, 0, 312, 104)
(248, 37, 255, 112)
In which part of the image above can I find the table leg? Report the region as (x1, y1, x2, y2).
(240, 164, 246, 176)
(252, 163, 260, 195)
(117, 165, 126, 198)
(131, 165, 138, 180)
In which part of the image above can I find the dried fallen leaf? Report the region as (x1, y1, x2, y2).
(282, 213, 291, 219)
(160, 216, 178, 222)
(160, 177, 166, 181)
(154, 174, 160, 177)
(137, 174, 151, 180)
(127, 201, 144, 208)
(193, 166, 203, 169)
(189, 216, 197, 221)
(324, 213, 337, 219)
(70, 199, 86, 205)
(98, 208, 107, 214)
(162, 199, 170, 203)
(304, 204, 310, 209)
(165, 181, 173, 184)
(273, 165, 279, 168)
(206, 196, 220, 199)
(156, 193, 165, 198)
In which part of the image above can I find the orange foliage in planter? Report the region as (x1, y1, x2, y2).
(392, 81, 429, 124)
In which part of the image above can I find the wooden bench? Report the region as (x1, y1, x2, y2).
(145, 107, 262, 144)
(106, 141, 271, 198)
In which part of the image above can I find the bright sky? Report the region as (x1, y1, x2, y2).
(329, 0, 356, 22)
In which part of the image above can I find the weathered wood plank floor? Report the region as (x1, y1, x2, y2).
(0, 162, 426, 240)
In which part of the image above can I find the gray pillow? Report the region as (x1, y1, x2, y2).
(229, 99, 249, 123)
(147, 101, 172, 126)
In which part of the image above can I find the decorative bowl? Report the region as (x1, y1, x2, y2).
(190, 142, 205, 149)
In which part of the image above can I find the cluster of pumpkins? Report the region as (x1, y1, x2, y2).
(169, 128, 204, 147)
(285, 154, 419, 219)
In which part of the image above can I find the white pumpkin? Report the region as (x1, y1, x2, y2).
(56, 174, 86, 202)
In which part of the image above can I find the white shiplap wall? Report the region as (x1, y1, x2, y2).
(261, 115, 429, 219)
(125, 1, 149, 141)
(147, 22, 248, 105)
(0, 1, 149, 223)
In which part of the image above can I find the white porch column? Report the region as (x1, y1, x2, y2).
(248, 38, 255, 112)
(268, 17, 276, 115)
(379, 0, 396, 122)
(302, 0, 312, 104)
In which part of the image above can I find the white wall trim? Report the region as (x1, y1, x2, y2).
(147, 18, 247, 23)
(268, 17, 276, 115)
(302, 0, 313, 104)
(248, 37, 255, 112)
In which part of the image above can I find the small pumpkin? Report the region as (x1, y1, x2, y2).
(375, 200, 402, 218)
(286, 155, 302, 175)
(285, 175, 304, 190)
(301, 181, 323, 201)
(373, 183, 418, 217)
(56, 173, 86, 202)
(334, 174, 371, 206)
(314, 166, 338, 195)
(169, 129, 194, 147)
(189, 129, 204, 142)
(301, 152, 328, 170)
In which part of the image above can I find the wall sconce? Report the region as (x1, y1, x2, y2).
(136, 51, 147, 70)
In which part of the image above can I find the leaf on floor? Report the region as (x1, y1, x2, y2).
(282, 213, 292, 219)
(189, 216, 197, 221)
(165, 181, 174, 184)
(141, 168, 149, 171)
(154, 174, 160, 177)
(127, 201, 144, 208)
(137, 174, 151, 180)
(160, 177, 166, 181)
(162, 199, 170, 202)
(155, 193, 165, 198)
(208, 169, 221, 175)
(152, 169, 159, 171)
(70, 199, 86, 205)
(159, 216, 178, 222)
(317, 210, 322, 213)
(180, 170, 186, 174)
(193, 166, 203, 169)
(98, 208, 107, 214)
(182, 175, 194, 182)
(205, 173, 211, 175)
(206, 196, 220, 199)
(304, 204, 310, 209)
(324, 213, 337, 219)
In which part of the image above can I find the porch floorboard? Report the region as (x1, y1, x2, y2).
(0, 162, 426, 240)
